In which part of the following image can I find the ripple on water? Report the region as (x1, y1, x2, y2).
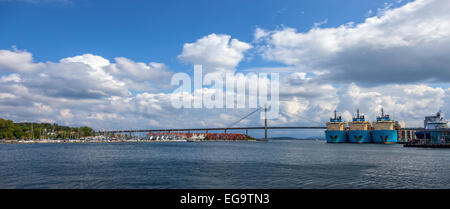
(0, 141, 449, 188)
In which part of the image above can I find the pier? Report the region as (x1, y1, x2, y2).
(404, 143, 450, 148)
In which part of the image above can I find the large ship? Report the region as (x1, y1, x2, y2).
(416, 111, 449, 144)
(372, 108, 397, 144)
(348, 109, 372, 143)
(424, 111, 448, 130)
(325, 110, 347, 143)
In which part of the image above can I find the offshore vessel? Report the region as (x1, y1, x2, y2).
(424, 111, 448, 130)
(348, 109, 372, 143)
(416, 111, 449, 144)
(325, 110, 347, 143)
(372, 108, 397, 144)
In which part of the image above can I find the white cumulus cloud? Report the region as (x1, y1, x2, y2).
(255, 0, 450, 85)
(0, 48, 44, 73)
(178, 33, 252, 73)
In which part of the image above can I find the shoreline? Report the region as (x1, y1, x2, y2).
(0, 139, 258, 144)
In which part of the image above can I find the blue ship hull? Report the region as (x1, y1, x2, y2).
(430, 131, 442, 144)
(372, 130, 397, 144)
(325, 130, 347, 143)
(348, 130, 371, 143)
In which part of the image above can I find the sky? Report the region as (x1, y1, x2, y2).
(1, 0, 449, 137)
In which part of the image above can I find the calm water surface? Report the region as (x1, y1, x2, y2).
(0, 140, 449, 189)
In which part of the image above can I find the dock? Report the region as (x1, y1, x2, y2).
(403, 143, 450, 148)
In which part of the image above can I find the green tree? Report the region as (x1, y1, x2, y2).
(80, 126, 94, 137)
(0, 118, 15, 139)
(13, 126, 24, 139)
(0, 118, 95, 139)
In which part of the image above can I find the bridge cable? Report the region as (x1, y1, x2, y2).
(227, 107, 263, 129)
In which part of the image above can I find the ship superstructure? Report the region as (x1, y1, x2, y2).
(348, 109, 372, 143)
(372, 108, 398, 144)
(424, 111, 448, 130)
(325, 110, 347, 143)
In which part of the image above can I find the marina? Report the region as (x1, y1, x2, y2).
(1, 0, 450, 195)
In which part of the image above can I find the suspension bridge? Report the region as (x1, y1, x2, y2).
(100, 106, 326, 141)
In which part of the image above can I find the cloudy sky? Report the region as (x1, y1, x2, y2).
(1, 0, 449, 137)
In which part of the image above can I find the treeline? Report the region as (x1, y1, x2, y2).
(0, 118, 94, 139)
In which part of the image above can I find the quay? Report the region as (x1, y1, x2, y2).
(403, 143, 450, 148)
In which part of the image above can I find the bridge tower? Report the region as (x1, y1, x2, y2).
(265, 104, 268, 141)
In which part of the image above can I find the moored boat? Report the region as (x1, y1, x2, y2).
(372, 108, 397, 144)
(348, 109, 371, 143)
(325, 110, 348, 143)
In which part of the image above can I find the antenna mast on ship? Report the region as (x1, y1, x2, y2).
(357, 109, 360, 118)
(334, 110, 337, 120)
(381, 107, 384, 117)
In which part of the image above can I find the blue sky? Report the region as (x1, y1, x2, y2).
(0, 0, 449, 137)
(0, 0, 411, 71)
